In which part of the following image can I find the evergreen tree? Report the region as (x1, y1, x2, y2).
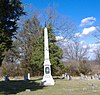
(48, 25, 64, 75)
(17, 16, 41, 75)
(30, 30, 44, 76)
(0, 0, 25, 66)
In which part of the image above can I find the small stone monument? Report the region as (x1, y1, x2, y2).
(67, 75, 70, 80)
(98, 75, 100, 80)
(28, 73, 30, 80)
(61, 73, 72, 80)
(25, 89, 31, 92)
(94, 74, 99, 80)
(80, 73, 84, 80)
(84, 75, 88, 80)
(24, 74, 28, 81)
(4, 75, 9, 81)
(61, 74, 65, 79)
(24, 73, 30, 81)
(66, 74, 72, 80)
(64, 73, 67, 79)
(91, 75, 95, 79)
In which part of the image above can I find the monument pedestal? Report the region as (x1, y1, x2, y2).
(42, 75, 54, 85)
(41, 60, 55, 85)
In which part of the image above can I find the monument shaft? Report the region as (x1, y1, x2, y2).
(44, 27, 49, 61)
(41, 27, 54, 85)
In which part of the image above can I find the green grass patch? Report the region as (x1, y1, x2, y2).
(0, 77, 100, 95)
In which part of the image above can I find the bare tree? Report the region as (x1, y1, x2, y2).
(41, 6, 76, 41)
(94, 46, 100, 64)
(94, 26, 100, 42)
(93, 26, 100, 64)
(63, 38, 89, 61)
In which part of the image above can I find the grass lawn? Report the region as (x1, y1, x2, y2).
(0, 77, 100, 95)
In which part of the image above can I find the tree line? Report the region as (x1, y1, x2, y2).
(0, 1, 100, 77)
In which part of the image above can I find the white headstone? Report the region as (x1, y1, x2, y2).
(28, 73, 30, 80)
(67, 75, 70, 80)
(80, 73, 84, 80)
(61, 74, 65, 79)
(94, 74, 99, 80)
(25, 89, 31, 92)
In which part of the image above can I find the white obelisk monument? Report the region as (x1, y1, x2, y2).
(41, 24, 55, 85)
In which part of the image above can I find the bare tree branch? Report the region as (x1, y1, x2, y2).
(63, 38, 89, 61)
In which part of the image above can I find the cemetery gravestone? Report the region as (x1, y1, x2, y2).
(91, 75, 94, 79)
(80, 73, 84, 80)
(61, 74, 65, 79)
(94, 74, 98, 80)
(24, 74, 28, 81)
(28, 73, 30, 80)
(4, 75, 9, 81)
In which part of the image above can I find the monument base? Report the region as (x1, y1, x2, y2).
(41, 75, 55, 85)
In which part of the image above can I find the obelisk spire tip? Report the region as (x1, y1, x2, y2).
(45, 21, 46, 27)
